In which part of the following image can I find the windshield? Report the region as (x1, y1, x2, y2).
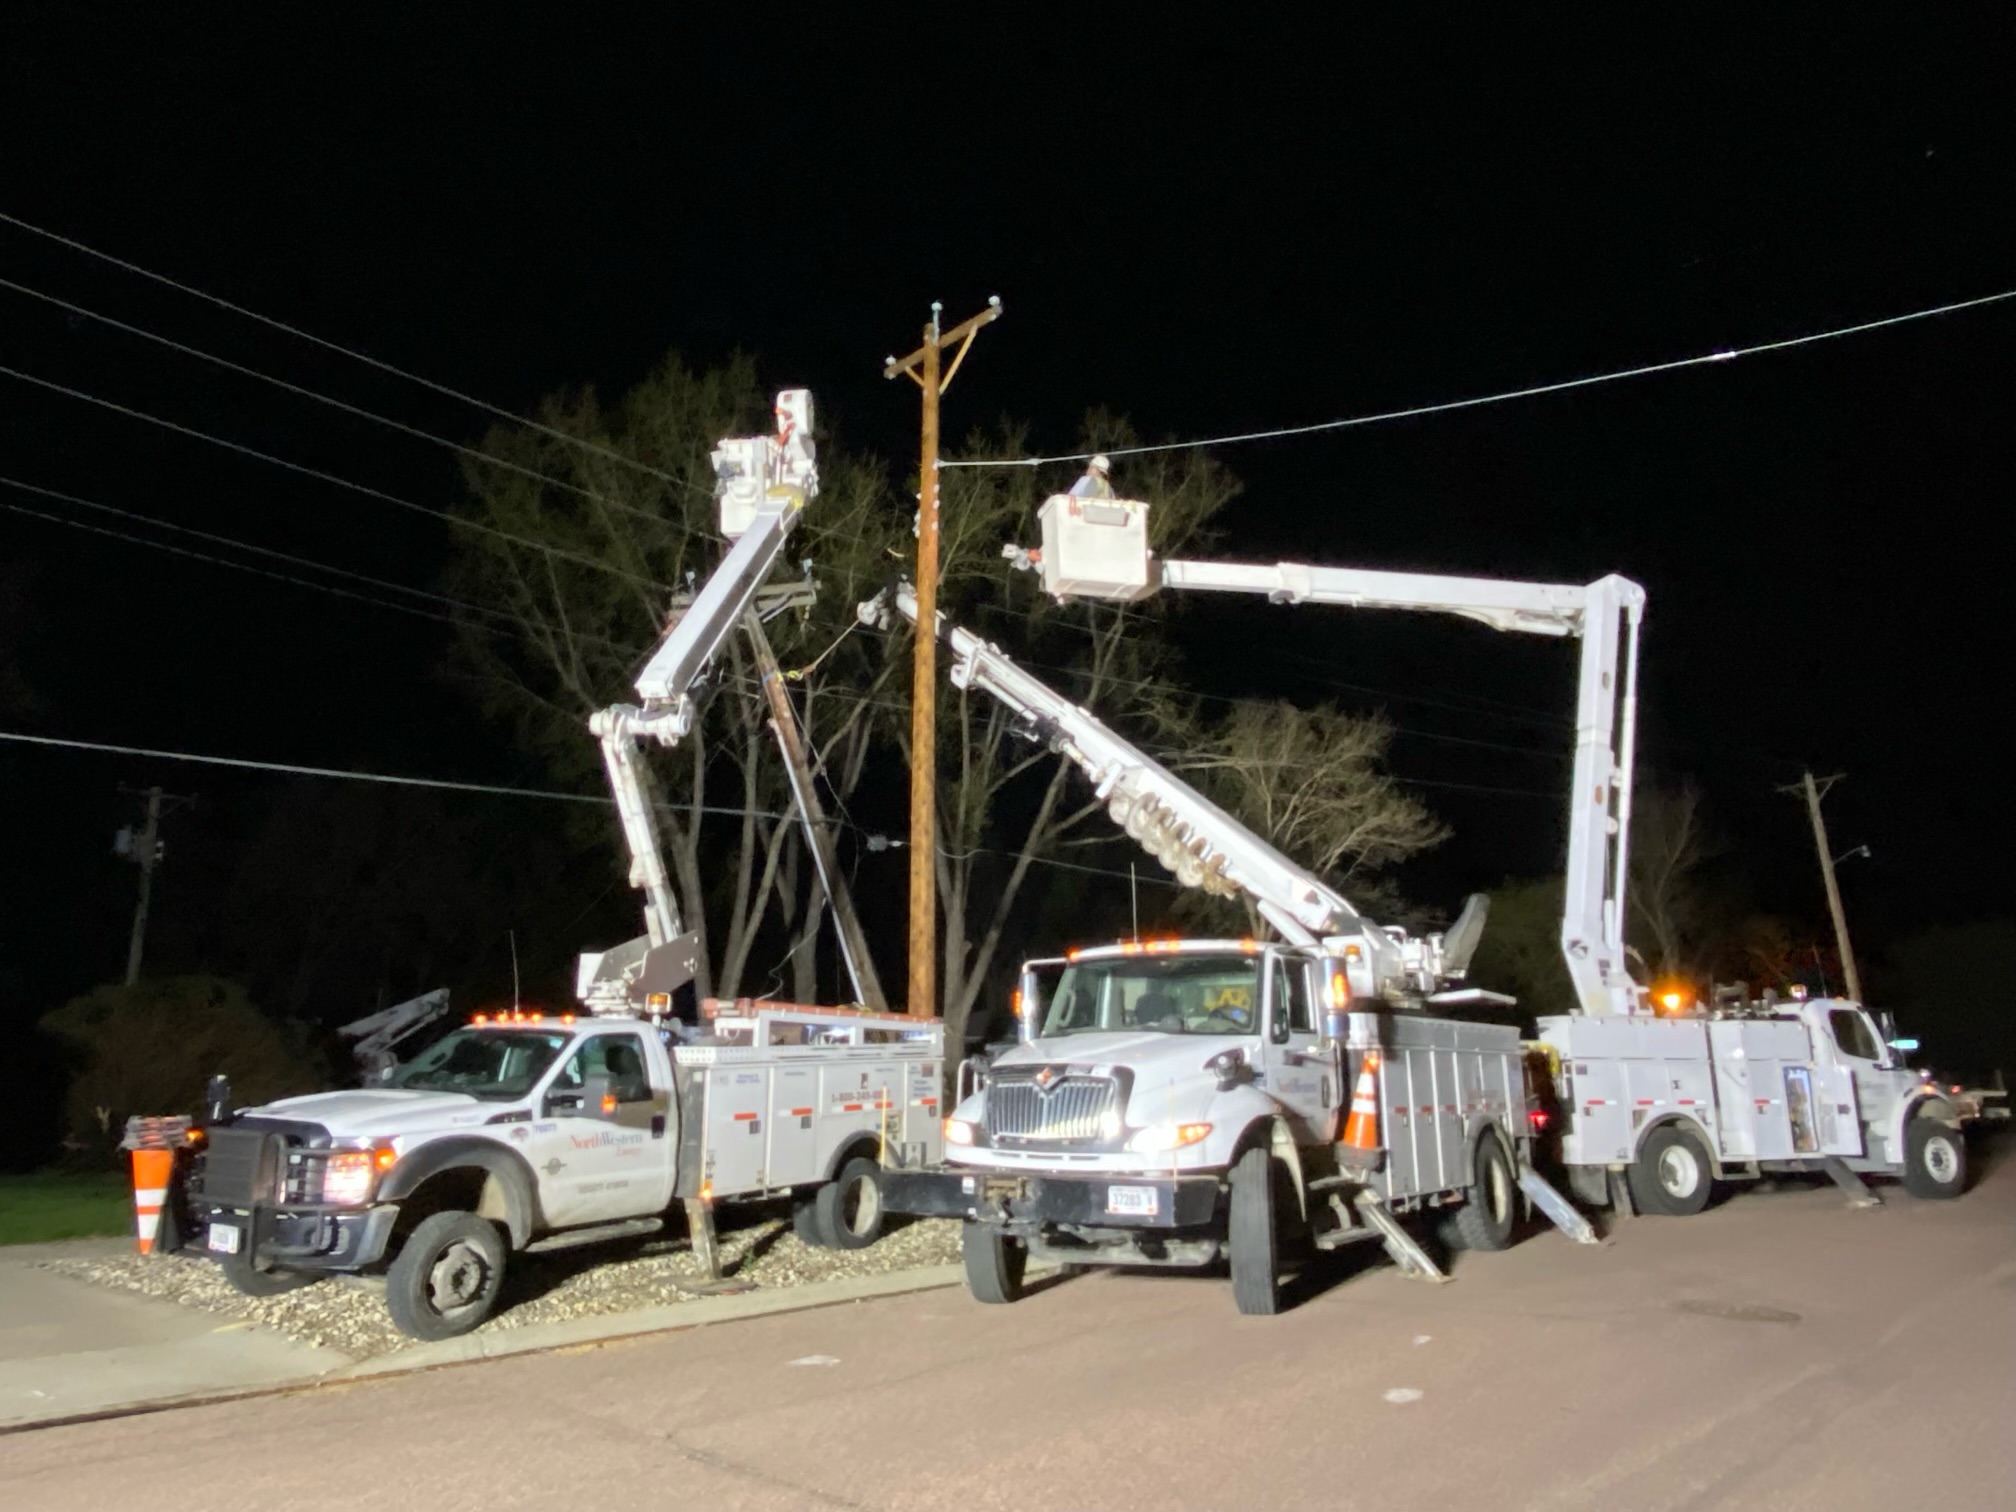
(390, 1028, 571, 1100)
(1039, 954, 1260, 1038)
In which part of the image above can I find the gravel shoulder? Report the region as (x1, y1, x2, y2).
(44, 1208, 963, 1362)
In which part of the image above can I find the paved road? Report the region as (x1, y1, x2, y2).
(6, 1148, 2012, 1511)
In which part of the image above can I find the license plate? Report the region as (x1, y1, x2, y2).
(207, 1223, 241, 1255)
(1106, 1185, 1158, 1216)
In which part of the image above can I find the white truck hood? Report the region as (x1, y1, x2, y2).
(246, 1088, 505, 1140)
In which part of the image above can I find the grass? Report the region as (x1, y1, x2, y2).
(0, 1171, 134, 1246)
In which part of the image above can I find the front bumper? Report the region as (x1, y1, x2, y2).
(882, 1167, 1220, 1232)
(193, 1200, 398, 1273)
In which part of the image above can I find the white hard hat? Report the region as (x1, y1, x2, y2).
(1089, 454, 1111, 473)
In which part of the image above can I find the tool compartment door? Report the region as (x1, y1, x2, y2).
(766, 1065, 821, 1185)
(1707, 1020, 1811, 1160)
(703, 1066, 773, 1194)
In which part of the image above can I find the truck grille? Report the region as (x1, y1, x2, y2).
(985, 1072, 1120, 1145)
(196, 1127, 278, 1207)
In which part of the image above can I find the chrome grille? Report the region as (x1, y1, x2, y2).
(985, 1073, 1120, 1144)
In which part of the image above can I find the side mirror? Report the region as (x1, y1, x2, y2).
(1206, 1048, 1251, 1092)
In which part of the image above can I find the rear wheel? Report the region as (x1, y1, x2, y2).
(1441, 1133, 1518, 1251)
(1903, 1119, 1966, 1199)
(1628, 1124, 1712, 1216)
(811, 1157, 885, 1250)
(1228, 1146, 1281, 1316)
(961, 1223, 1027, 1304)
(385, 1211, 506, 1340)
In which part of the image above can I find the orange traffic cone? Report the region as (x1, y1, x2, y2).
(131, 1147, 175, 1256)
(1339, 1051, 1383, 1172)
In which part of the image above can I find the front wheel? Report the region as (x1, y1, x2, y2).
(1903, 1119, 1967, 1199)
(1228, 1146, 1281, 1316)
(1628, 1124, 1713, 1217)
(961, 1223, 1027, 1304)
(385, 1211, 507, 1340)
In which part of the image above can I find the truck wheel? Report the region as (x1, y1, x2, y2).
(961, 1222, 1027, 1304)
(386, 1211, 506, 1340)
(1903, 1119, 1967, 1199)
(1628, 1124, 1712, 1217)
(811, 1157, 885, 1250)
(1441, 1134, 1517, 1252)
(221, 1257, 319, 1297)
(1228, 1145, 1281, 1316)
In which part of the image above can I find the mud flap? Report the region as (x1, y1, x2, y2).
(1822, 1156, 1883, 1209)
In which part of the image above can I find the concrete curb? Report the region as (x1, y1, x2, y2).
(328, 1261, 973, 1378)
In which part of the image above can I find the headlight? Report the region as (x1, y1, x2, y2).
(943, 1117, 977, 1146)
(322, 1147, 394, 1205)
(1125, 1122, 1213, 1154)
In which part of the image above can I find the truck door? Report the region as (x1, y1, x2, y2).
(1261, 954, 1338, 1144)
(527, 1029, 675, 1228)
(1822, 1005, 1897, 1162)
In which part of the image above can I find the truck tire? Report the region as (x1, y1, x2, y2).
(1228, 1145, 1281, 1316)
(1441, 1133, 1517, 1252)
(1903, 1119, 1967, 1199)
(221, 1257, 319, 1297)
(811, 1157, 885, 1250)
(1628, 1124, 1712, 1217)
(386, 1211, 507, 1341)
(961, 1222, 1027, 1304)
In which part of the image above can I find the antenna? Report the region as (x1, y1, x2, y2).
(509, 930, 521, 1014)
(1130, 864, 1140, 940)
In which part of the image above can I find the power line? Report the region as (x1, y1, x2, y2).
(0, 729, 799, 822)
(0, 474, 523, 627)
(2, 499, 476, 631)
(0, 274, 699, 522)
(940, 287, 2016, 469)
(0, 208, 688, 490)
(0, 361, 670, 590)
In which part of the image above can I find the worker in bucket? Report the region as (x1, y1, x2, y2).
(1069, 453, 1115, 500)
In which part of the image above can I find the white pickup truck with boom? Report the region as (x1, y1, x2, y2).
(184, 393, 944, 1338)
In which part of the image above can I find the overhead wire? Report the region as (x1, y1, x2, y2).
(0, 361, 672, 590)
(939, 287, 2016, 469)
(0, 473, 524, 628)
(0, 273, 707, 523)
(0, 209, 691, 490)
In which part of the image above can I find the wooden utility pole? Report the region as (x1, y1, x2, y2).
(117, 785, 194, 986)
(1781, 771, 1864, 1002)
(883, 296, 1003, 1016)
(742, 610, 888, 1012)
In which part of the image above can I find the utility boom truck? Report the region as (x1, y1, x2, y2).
(864, 579, 1600, 1314)
(184, 393, 943, 1339)
(1018, 494, 1972, 1231)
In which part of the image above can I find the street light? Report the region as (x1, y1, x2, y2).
(1832, 844, 1872, 866)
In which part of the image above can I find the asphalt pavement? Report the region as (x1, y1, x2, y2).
(4, 1149, 2011, 1511)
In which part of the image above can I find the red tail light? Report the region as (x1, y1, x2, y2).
(1528, 1108, 1551, 1132)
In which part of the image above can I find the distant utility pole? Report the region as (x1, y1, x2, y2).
(115, 786, 195, 986)
(883, 295, 1003, 1016)
(1779, 771, 1863, 1002)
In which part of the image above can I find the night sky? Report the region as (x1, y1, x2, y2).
(5, 14, 2014, 1066)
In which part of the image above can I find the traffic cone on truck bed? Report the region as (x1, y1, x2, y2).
(131, 1147, 174, 1256)
(1339, 1052, 1382, 1172)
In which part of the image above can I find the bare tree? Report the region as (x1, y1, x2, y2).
(1627, 780, 1722, 982)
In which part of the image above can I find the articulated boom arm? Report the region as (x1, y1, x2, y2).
(861, 583, 1469, 1004)
(578, 392, 817, 1011)
(1020, 499, 1646, 1016)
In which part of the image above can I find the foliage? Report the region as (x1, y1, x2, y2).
(39, 977, 327, 1155)
(1870, 920, 2016, 1076)
(0, 1173, 132, 1246)
(1465, 876, 1576, 1017)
